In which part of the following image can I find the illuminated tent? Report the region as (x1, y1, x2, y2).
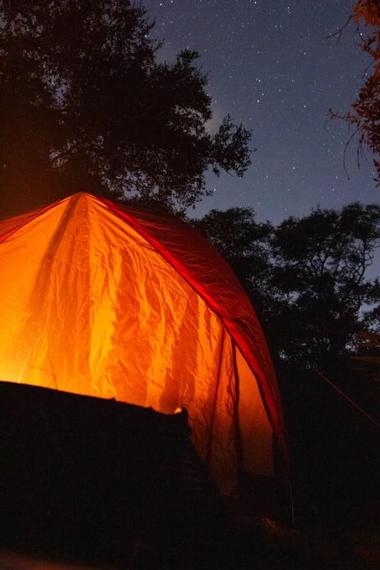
(0, 192, 285, 492)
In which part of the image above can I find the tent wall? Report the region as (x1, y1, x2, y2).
(236, 346, 273, 476)
(0, 193, 276, 492)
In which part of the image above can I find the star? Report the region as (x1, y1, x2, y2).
(143, 0, 378, 221)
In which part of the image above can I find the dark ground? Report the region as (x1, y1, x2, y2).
(0, 379, 379, 570)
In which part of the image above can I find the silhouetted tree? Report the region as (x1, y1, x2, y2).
(196, 203, 380, 369)
(0, 1, 251, 217)
(271, 203, 380, 367)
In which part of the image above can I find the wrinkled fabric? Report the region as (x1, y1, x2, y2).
(0, 193, 282, 492)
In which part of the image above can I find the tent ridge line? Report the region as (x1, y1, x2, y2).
(99, 197, 231, 320)
(100, 197, 249, 347)
(99, 196, 285, 440)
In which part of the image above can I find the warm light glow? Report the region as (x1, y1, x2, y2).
(0, 193, 279, 492)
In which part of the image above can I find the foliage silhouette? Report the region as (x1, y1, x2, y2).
(196, 203, 380, 369)
(331, 0, 380, 185)
(0, 0, 251, 217)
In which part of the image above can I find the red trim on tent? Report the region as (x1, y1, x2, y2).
(100, 196, 285, 444)
(0, 193, 287, 459)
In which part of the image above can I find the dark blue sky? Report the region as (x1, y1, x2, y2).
(144, 0, 378, 223)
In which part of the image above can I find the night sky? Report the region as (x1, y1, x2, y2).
(144, 0, 379, 223)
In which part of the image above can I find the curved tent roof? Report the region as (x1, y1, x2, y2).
(0, 192, 284, 492)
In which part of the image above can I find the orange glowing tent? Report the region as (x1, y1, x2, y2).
(0, 192, 285, 492)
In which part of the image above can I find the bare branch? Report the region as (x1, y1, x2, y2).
(326, 15, 354, 44)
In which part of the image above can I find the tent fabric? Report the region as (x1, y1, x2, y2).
(0, 192, 284, 492)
